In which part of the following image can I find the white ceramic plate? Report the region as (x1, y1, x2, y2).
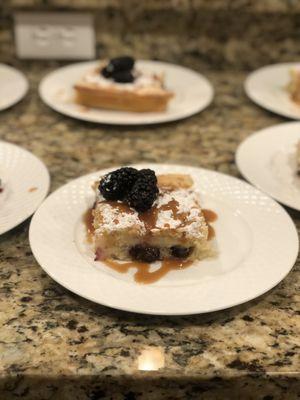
(244, 62, 300, 120)
(0, 64, 28, 111)
(236, 121, 300, 211)
(0, 141, 50, 235)
(29, 164, 298, 315)
(39, 60, 214, 125)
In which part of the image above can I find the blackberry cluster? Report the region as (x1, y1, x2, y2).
(101, 56, 135, 83)
(129, 244, 160, 263)
(99, 167, 138, 201)
(99, 167, 158, 212)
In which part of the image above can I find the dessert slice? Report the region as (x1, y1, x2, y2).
(91, 168, 211, 263)
(287, 68, 300, 104)
(74, 56, 173, 112)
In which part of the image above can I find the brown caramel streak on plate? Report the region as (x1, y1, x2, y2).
(104, 259, 193, 284)
(135, 259, 193, 284)
(104, 260, 134, 274)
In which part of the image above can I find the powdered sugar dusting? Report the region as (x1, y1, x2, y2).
(184, 208, 207, 239)
(82, 69, 163, 93)
(95, 203, 145, 234)
(94, 186, 207, 240)
(156, 209, 182, 230)
(155, 189, 207, 238)
(156, 189, 200, 211)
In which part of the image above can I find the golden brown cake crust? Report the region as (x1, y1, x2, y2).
(157, 174, 194, 190)
(74, 63, 174, 113)
(75, 85, 173, 112)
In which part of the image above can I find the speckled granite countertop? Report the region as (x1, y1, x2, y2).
(0, 61, 299, 400)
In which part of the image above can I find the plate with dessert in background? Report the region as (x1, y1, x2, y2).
(39, 57, 214, 125)
(29, 164, 297, 315)
(0, 141, 50, 235)
(244, 62, 300, 120)
(0, 64, 28, 111)
(236, 121, 300, 211)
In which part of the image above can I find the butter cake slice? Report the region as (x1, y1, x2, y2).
(74, 56, 173, 113)
(92, 171, 210, 263)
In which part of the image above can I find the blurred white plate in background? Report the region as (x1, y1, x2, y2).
(29, 164, 297, 315)
(245, 62, 300, 120)
(0, 141, 50, 235)
(236, 121, 300, 211)
(39, 60, 214, 125)
(0, 64, 28, 111)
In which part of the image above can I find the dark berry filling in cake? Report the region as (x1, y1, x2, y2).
(129, 245, 161, 263)
(170, 246, 193, 259)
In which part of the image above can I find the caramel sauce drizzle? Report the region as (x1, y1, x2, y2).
(139, 199, 187, 232)
(105, 201, 134, 214)
(202, 209, 218, 241)
(104, 259, 193, 284)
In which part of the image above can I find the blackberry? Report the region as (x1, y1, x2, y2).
(109, 56, 135, 72)
(170, 246, 193, 259)
(99, 167, 138, 201)
(101, 56, 135, 79)
(129, 245, 160, 263)
(126, 179, 158, 212)
(101, 66, 112, 79)
(113, 70, 134, 83)
(139, 169, 157, 185)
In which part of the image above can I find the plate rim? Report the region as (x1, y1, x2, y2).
(235, 120, 300, 211)
(0, 63, 29, 111)
(38, 60, 214, 125)
(0, 140, 50, 235)
(29, 164, 298, 315)
(244, 62, 300, 120)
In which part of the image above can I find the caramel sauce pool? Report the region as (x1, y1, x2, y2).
(105, 259, 193, 284)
